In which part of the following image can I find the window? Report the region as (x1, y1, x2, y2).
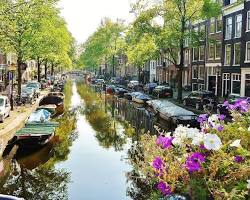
(184, 50, 190, 66)
(246, 42, 250, 62)
(209, 42, 215, 60)
(200, 25, 206, 40)
(192, 83, 198, 91)
(231, 73, 241, 94)
(184, 37, 190, 47)
(193, 47, 199, 61)
(198, 84, 205, 91)
(198, 66, 205, 79)
(225, 44, 231, 65)
(225, 17, 232, 39)
(210, 18, 215, 34)
(216, 16, 222, 32)
(234, 43, 241, 65)
(247, 11, 250, 31)
(215, 41, 222, 59)
(235, 14, 242, 38)
(199, 46, 205, 61)
(192, 66, 198, 79)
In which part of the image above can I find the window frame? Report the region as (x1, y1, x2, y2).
(234, 42, 241, 66)
(235, 14, 242, 38)
(225, 17, 232, 40)
(215, 41, 222, 60)
(224, 44, 231, 66)
(246, 11, 250, 32)
(245, 41, 250, 63)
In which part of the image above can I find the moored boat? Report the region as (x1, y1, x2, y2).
(39, 95, 64, 116)
(132, 93, 151, 104)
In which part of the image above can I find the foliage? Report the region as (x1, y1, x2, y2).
(130, 99, 250, 199)
(79, 18, 125, 69)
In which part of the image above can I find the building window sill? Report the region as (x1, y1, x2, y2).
(244, 60, 250, 63)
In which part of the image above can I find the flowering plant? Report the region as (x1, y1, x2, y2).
(133, 99, 250, 199)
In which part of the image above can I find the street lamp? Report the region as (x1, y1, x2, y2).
(8, 63, 16, 111)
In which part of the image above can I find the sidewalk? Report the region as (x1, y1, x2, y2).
(0, 91, 47, 157)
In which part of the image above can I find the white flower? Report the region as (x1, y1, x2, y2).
(204, 133, 222, 151)
(247, 180, 250, 189)
(172, 137, 184, 146)
(208, 114, 219, 122)
(173, 125, 188, 139)
(192, 133, 204, 146)
(186, 128, 200, 139)
(230, 139, 241, 148)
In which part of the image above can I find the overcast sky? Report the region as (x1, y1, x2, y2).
(58, 0, 133, 44)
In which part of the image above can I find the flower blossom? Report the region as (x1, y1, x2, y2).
(234, 155, 244, 163)
(191, 133, 204, 146)
(230, 139, 241, 148)
(247, 180, 250, 189)
(157, 181, 172, 196)
(156, 136, 173, 149)
(152, 157, 164, 170)
(185, 152, 206, 173)
(204, 134, 222, 151)
(197, 114, 208, 123)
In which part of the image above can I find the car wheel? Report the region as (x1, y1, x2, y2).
(195, 103, 200, 110)
(183, 100, 187, 106)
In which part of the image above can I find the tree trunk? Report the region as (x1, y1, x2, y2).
(51, 63, 54, 76)
(138, 66, 141, 83)
(17, 56, 22, 97)
(177, 17, 185, 102)
(44, 60, 48, 79)
(37, 57, 41, 83)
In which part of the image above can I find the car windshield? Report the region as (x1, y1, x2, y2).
(26, 83, 39, 88)
(0, 98, 4, 106)
(22, 87, 33, 93)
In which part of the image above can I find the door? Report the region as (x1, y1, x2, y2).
(245, 74, 250, 97)
(208, 76, 216, 93)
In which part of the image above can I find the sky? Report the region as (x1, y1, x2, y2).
(58, 0, 133, 44)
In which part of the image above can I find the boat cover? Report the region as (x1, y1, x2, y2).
(27, 109, 51, 123)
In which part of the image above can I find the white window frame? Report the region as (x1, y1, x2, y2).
(231, 73, 241, 95)
(246, 11, 250, 32)
(199, 46, 205, 61)
(208, 42, 215, 60)
(198, 66, 205, 80)
(210, 18, 215, 34)
(235, 14, 242, 38)
(192, 65, 198, 79)
(224, 44, 231, 66)
(245, 41, 250, 63)
(225, 17, 232, 40)
(193, 47, 199, 61)
(215, 41, 222, 60)
(216, 16, 222, 33)
(234, 43, 241, 66)
(198, 84, 205, 91)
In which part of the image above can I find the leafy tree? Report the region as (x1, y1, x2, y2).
(130, 0, 220, 101)
(79, 18, 125, 76)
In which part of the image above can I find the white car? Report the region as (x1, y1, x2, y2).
(0, 96, 11, 123)
(128, 80, 139, 89)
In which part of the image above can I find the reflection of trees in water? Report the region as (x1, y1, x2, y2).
(0, 81, 77, 199)
(126, 169, 155, 200)
(76, 84, 127, 151)
(0, 162, 70, 200)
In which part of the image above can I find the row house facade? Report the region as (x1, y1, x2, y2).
(190, 0, 250, 98)
(221, 0, 250, 97)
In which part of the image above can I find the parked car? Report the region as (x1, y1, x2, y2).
(128, 80, 139, 89)
(26, 82, 41, 98)
(152, 86, 173, 98)
(96, 79, 105, 85)
(183, 91, 216, 110)
(114, 87, 128, 98)
(21, 87, 36, 104)
(106, 85, 116, 94)
(0, 96, 11, 122)
(124, 92, 142, 100)
(143, 83, 157, 94)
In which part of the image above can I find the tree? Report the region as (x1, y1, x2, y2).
(130, 0, 220, 101)
(0, 0, 57, 96)
(79, 18, 125, 77)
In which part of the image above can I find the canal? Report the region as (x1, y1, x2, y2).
(0, 81, 162, 200)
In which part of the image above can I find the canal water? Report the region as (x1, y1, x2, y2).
(0, 81, 161, 200)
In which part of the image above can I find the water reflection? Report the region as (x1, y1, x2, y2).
(0, 81, 76, 200)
